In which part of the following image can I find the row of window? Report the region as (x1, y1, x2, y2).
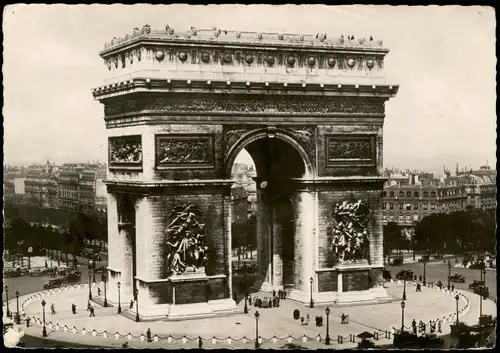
(384, 203, 437, 211)
(384, 190, 437, 198)
(383, 215, 419, 223)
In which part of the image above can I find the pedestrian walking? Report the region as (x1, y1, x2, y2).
(300, 316, 305, 325)
(87, 301, 91, 311)
(341, 313, 345, 324)
(412, 319, 417, 334)
(248, 296, 252, 305)
(272, 290, 276, 298)
(51, 303, 56, 315)
(419, 275, 422, 282)
(130, 300, 134, 309)
(438, 321, 442, 333)
(147, 328, 152, 343)
(89, 306, 95, 317)
(345, 315, 349, 324)
(71, 304, 76, 314)
(451, 284, 455, 292)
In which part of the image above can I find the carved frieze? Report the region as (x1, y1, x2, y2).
(104, 96, 385, 117)
(285, 127, 317, 165)
(325, 135, 376, 166)
(156, 135, 215, 168)
(108, 135, 142, 167)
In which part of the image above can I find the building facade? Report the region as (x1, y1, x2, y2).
(58, 163, 107, 214)
(383, 165, 496, 231)
(23, 162, 59, 209)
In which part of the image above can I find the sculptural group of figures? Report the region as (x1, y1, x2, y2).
(163, 204, 208, 276)
(331, 200, 370, 263)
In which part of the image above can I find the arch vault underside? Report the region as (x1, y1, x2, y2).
(93, 26, 399, 320)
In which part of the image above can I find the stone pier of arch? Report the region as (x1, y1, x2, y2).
(92, 25, 399, 320)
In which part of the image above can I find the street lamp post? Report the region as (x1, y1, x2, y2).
(135, 289, 140, 322)
(254, 311, 260, 349)
(309, 276, 314, 308)
(27, 246, 33, 270)
(400, 301, 405, 333)
(41, 300, 47, 337)
(325, 307, 331, 345)
(403, 279, 407, 301)
(88, 270, 92, 300)
(15, 290, 21, 324)
(102, 273, 108, 307)
(89, 259, 95, 283)
(4, 285, 11, 318)
(117, 281, 122, 314)
(455, 294, 460, 325)
(423, 260, 427, 286)
(244, 292, 248, 314)
(447, 261, 452, 290)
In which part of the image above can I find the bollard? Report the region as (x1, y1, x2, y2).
(272, 337, 278, 343)
(302, 336, 307, 342)
(227, 338, 232, 345)
(212, 338, 217, 344)
(287, 337, 292, 343)
(338, 335, 342, 344)
(153, 335, 159, 342)
(167, 336, 173, 343)
(182, 337, 187, 344)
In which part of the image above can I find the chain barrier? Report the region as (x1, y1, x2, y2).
(19, 281, 481, 346)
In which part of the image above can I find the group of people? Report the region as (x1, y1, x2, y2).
(411, 319, 442, 335)
(341, 313, 350, 324)
(248, 289, 286, 309)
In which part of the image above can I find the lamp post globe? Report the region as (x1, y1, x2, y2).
(400, 301, 405, 333)
(309, 276, 314, 308)
(447, 261, 452, 290)
(41, 299, 47, 337)
(88, 270, 93, 300)
(254, 311, 260, 349)
(15, 290, 21, 324)
(101, 273, 108, 307)
(325, 307, 331, 345)
(117, 281, 122, 314)
(4, 285, 11, 318)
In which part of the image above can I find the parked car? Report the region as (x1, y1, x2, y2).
(63, 271, 81, 283)
(391, 258, 403, 266)
(396, 269, 414, 281)
(4, 268, 24, 278)
(469, 280, 484, 290)
(469, 262, 484, 269)
(418, 255, 430, 263)
(472, 286, 489, 298)
(449, 274, 466, 283)
(43, 278, 64, 290)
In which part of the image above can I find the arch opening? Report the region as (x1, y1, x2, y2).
(230, 135, 308, 292)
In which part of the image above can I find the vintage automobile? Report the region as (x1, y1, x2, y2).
(468, 280, 485, 290)
(4, 268, 24, 278)
(472, 286, 489, 298)
(469, 262, 485, 269)
(28, 268, 46, 277)
(418, 255, 430, 263)
(43, 278, 65, 290)
(63, 271, 82, 283)
(449, 274, 466, 283)
(396, 269, 414, 281)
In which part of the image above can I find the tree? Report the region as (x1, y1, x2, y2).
(383, 221, 404, 262)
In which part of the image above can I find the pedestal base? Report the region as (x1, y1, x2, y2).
(120, 298, 240, 322)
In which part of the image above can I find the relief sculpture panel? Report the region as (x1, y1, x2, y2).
(156, 134, 215, 168)
(325, 135, 375, 167)
(108, 135, 142, 168)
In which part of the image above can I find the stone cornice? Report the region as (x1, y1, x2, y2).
(92, 78, 399, 100)
(101, 26, 389, 57)
(105, 179, 234, 194)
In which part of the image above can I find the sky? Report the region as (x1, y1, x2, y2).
(3, 4, 496, 176)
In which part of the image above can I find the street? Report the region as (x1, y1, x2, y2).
(386, 259, 497, 301)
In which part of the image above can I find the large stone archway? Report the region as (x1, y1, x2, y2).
(93, 26, 399, 320)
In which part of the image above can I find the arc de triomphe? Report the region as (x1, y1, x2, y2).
(92, 25, 398, 320)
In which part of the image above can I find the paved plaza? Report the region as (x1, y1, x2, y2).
(11, 279, 494, 349)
